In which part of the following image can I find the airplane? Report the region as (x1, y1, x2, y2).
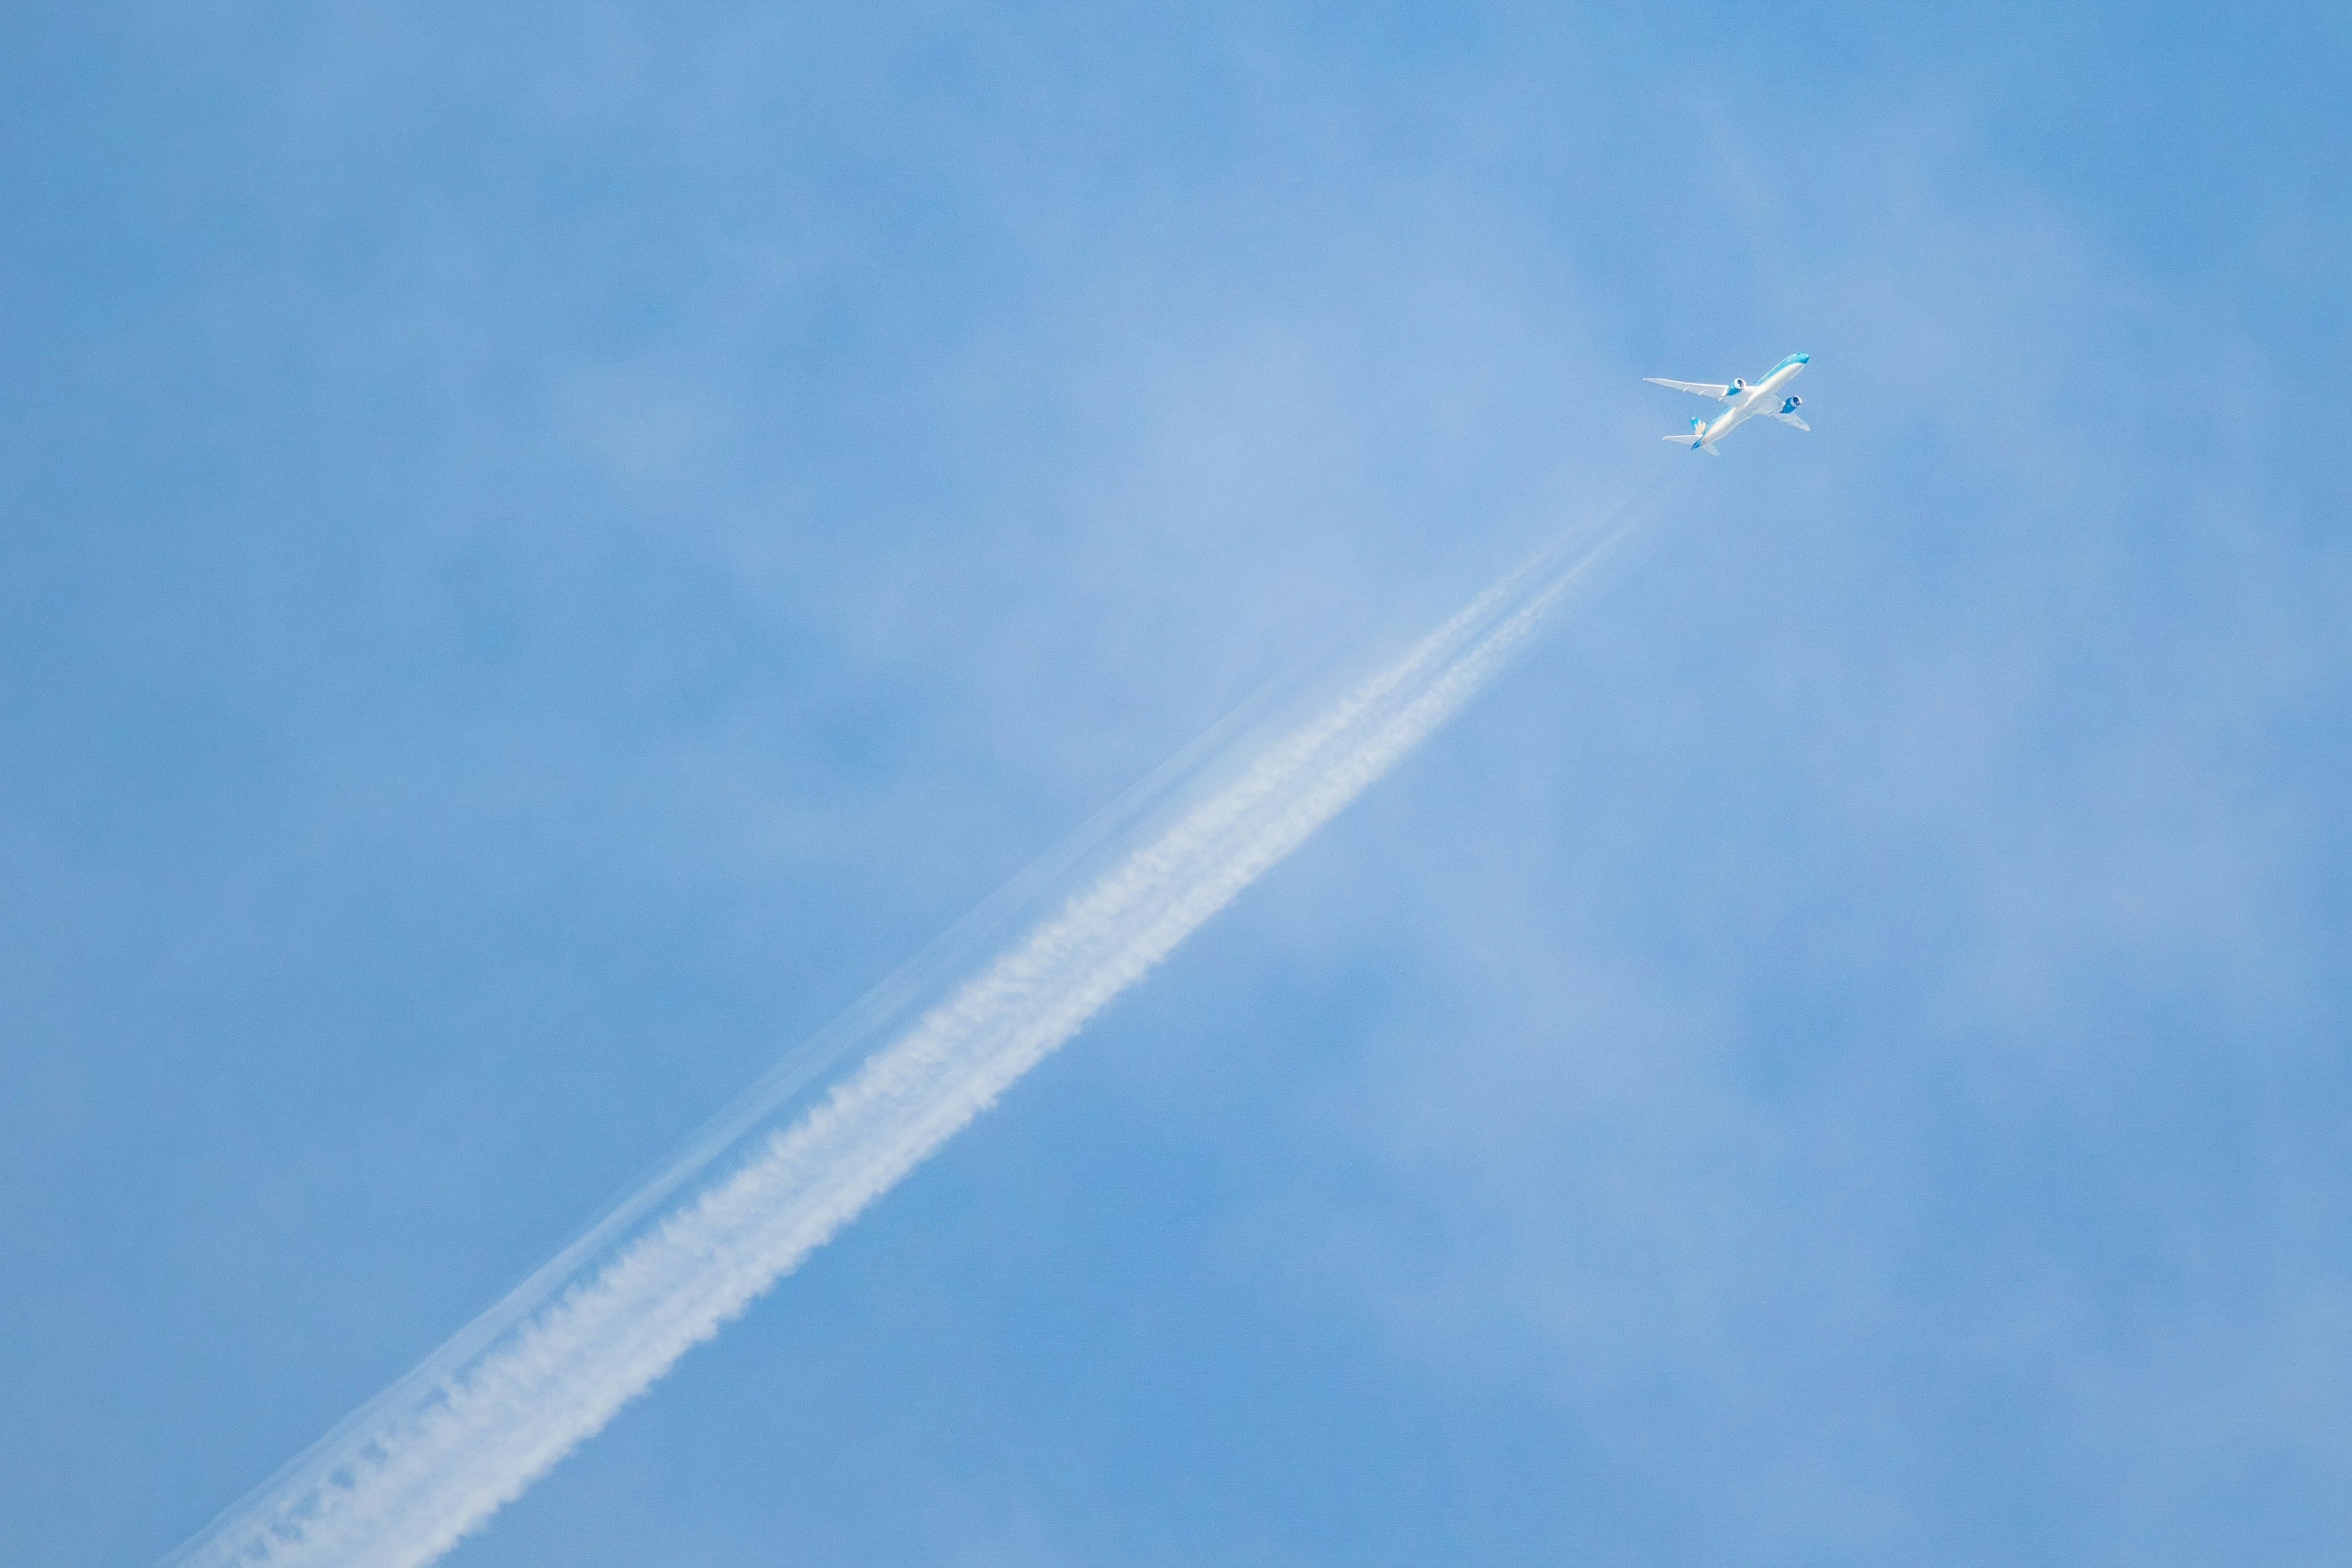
(1647, 352, 1810, 455)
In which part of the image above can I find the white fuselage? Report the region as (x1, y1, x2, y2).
(1694, 358, 1805, 446)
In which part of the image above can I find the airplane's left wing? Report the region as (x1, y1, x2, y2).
(1644, 377, 1733, 402)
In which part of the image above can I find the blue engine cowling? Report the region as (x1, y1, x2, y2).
(1781, 395, 1802, 413)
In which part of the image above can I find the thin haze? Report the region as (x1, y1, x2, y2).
(7, 8, 2345, 1565)
(162, 495, 1665, 1568)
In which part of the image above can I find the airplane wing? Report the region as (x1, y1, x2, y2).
(1765, 410, 1811, 431)
(1644, 377, 1734, 402)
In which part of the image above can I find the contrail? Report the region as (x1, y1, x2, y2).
(161, 488, 1669, 1568)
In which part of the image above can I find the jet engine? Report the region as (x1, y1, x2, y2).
(1732, 377, 1746, 391)
(1781, 395, 1802, 413)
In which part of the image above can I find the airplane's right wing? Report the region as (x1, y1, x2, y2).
(1644, 377, 1734, 402)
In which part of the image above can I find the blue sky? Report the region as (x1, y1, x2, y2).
(4, 4, 2348, 1564)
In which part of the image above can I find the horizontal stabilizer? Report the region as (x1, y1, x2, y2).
(1661, 434, 1723, 456)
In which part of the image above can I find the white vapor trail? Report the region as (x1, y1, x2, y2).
(162, 498, 1663, 1568)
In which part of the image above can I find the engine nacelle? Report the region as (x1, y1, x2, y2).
(1732, 377, 1747, 391)
(1781, 395, 1802, 413)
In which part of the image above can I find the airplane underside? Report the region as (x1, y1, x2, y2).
(1646, 354, 1811, 454)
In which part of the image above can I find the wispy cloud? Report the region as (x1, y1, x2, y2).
(162, 491, 1664, 1568)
